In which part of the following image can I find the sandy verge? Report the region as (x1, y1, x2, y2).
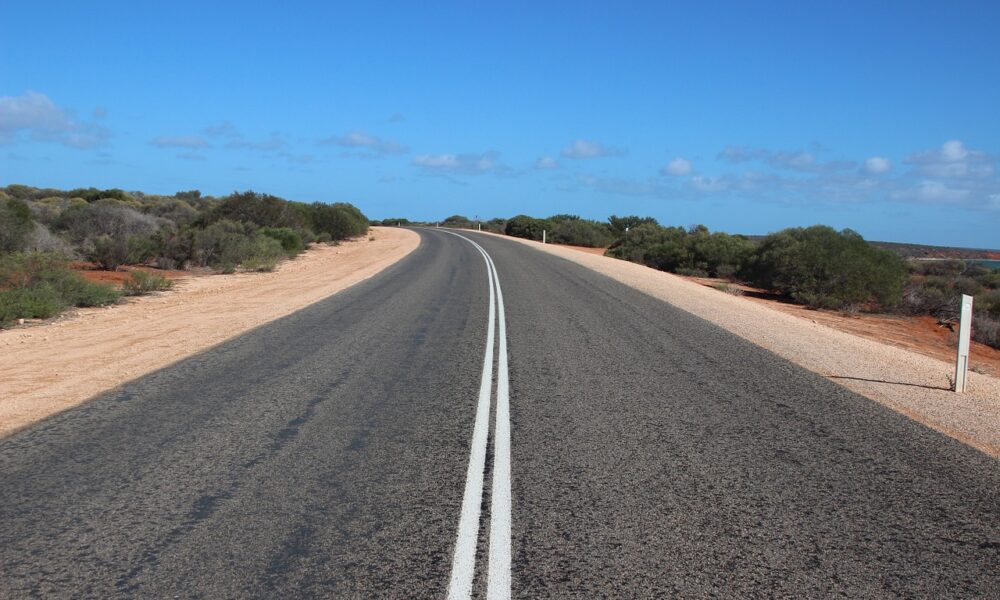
(0, 227, 420, 436)
(485, 233, 1000, 459)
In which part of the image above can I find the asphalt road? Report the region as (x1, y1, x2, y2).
(1, 229, 998, 598)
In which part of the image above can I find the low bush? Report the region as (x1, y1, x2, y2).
(973, 313, 1000, 348)
(88, 234, 157, 271)
(505, 215, 552, 241)
(743, 225, 907, 310)
(0, 197, 34, 252)
(548, 218, 614, 248)
(123, 271, 174, 296)
(259, 227, 305, 256)
(0, 252, 120, 326)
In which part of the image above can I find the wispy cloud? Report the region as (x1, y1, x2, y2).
(904, 140, 994, 179)
(534, 156, 560, 170)
(203, 121, 240, 138)
(412, 151, 509, 175)
(560, 139, 625, 159)
(717, 145, 855, 173)
(661, 157, 693, 176)
(226, 134, 286, 151)
(321, 130, 408, 155)
(201, 122, 287, 152)
(0, 91, 109, 149)
(151, 135, 210, 149)
(864, 156, 892, 174)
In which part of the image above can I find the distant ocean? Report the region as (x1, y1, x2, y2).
(968, 259, 1000, 270)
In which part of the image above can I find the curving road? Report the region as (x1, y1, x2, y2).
(1, 229, 998, 598)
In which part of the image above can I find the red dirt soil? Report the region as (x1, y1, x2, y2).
(71, 263, 194, 287)
(689, 276, 1000, 377)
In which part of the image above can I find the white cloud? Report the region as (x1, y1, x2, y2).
(904, 140, 994, 179)
(412, 151, 508, 175)
(890, 181, 970, 204)
(534, 156, 560, 170)
(689, 175, 730, 192)
(717, 145, 854, 173)
(151, 135, 210, 149)
(560, 139, 624, 159)
(321, 130, 407, 155)
(0, 91, 108, 149)
(864, 156, 892, 174)
(661, 157, 693, 176)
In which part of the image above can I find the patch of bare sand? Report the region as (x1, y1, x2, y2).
(0, 227, 420, 436)
(490, 234, 1000, 459)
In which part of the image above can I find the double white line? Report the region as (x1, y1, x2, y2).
(442, 231, 512, 600)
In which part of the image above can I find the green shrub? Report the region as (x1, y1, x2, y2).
(505, 215, 552, 241)
(305, 201, 369, 240)
(743, 225, 907, 310)
(88, 234, 157, 270)
(548, 218, 614, 248)
(442, 215, 472, 228)
(0, 284, 64, 323)
(607, 215, 659, 237)
(259, 227, 305, 256)
(0, 197, 34, 252)
(123, 271, 174, 296)
(606, 223, 683, 264)
(315, 232, 332, 243)
(0, 252, 120, 326)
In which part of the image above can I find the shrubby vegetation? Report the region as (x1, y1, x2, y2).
(0, 253, 120, 327)
(0, 184, 369, 326)
(742, 226, 907, 310)
(471, 208, 1000, 350)
(123, 271, 174, 296)
(903, 259, 1000, 348)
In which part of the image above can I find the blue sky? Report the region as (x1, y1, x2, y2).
(2, 1, 999, 247)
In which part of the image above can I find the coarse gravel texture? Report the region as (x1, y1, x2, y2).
(0, 227, 420, 436)
(481, 231, 1000, 458)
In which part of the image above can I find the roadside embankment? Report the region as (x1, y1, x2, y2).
(0, 227, 420, 436)
(490, 233, 1000, 458)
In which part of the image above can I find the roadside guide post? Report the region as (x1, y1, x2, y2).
(954, 294, 973, 393)
(542, 230, 546, 244)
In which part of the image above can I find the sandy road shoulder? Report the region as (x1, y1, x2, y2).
(0, 227, 420, 437)
(483, 232, 1000, 459)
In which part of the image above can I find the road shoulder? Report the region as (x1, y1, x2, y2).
(0, 227, 420, 437)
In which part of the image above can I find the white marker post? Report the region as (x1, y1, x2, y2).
(542, 230, 546, 244)
(954, 294, 973, 393)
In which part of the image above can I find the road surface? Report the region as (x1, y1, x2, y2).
(1, 229, 997, 598)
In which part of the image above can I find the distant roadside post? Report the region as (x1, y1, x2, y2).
(542, 230, 546, 244)
(954, 294, 973, 393)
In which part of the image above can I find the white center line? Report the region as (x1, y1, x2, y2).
(485, 249, 511, 600)
(441, 230, 512, 600)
